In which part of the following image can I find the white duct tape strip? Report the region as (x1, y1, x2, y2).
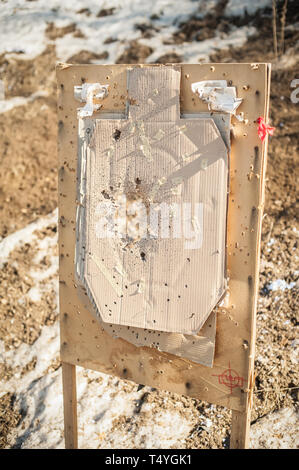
(191, 80, 243, 117)
(74, 83, 109, 118)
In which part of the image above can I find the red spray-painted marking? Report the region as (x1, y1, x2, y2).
(213, 362, 244, 395)
(257, 116, 275, 142)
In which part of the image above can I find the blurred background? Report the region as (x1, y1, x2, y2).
(0, 0, 298, 449)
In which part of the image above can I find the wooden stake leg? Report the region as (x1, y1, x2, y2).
(62, 362, 78, 449)
(230, 409, 251, 449)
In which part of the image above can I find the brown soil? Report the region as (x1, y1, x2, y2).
(155, 52, 183, 64)
(0, 223, 58, 350)
(0, 47, 57, 238)
(45, 22, 84, 41)
(0, 393, 21, 448)
(116, 40, 153, 64)
(0, 45, 56, 99)
(67, 50, 109, 64)
(97, 8, 116, 18)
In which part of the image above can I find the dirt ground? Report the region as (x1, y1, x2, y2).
(0, 1, 298, 448)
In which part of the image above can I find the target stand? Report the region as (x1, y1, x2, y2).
(57, 62, 271, 449)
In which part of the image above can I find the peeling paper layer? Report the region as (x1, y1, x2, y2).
(74, 83, 109, 118)
(191, 80, 242, 115)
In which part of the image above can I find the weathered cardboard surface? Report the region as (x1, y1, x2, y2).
(76, 67, 228, 336)
(57, 63, 270, 412)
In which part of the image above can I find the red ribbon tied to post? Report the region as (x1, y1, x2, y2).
(257, 116, 275, 141)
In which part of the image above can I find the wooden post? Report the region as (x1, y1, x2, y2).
(230, 409, 251, 449)
(62, 362, 78, 449)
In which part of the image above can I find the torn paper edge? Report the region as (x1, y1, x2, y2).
(191, 80, 243, 119)
(74, 83, 109, 118)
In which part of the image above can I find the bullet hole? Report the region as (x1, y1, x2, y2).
(140, 251, 146, 261)
(113, 129, 121, 141)
(187, 257, 190, 262)
(255, 90, 260, 96)
(123, 368, 128, 375)
(178, 295, 181, 298)
(243, 339, 249, 349)
(135, 177, 141, 186)
(185, 284, 188, 288)
(101, 190, 110, 199)
(185, 382, 191, 390)
(81, 77, 86, 83)
(167, 298, 170, 302)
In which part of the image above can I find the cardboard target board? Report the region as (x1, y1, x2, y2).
(57, 63, 271, 449)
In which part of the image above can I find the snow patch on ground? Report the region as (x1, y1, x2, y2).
(0, 208, 58, 265)
(267, 279, 296, 291)
(225, 0, 271, 17)
(0, 322, 60, 398)
(250, 408, 299, 449)
(0, 0, 261, 64)
(144, 25, 256, 64)
(0, 90, 49, 114)
(0, 0, 208, 60)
